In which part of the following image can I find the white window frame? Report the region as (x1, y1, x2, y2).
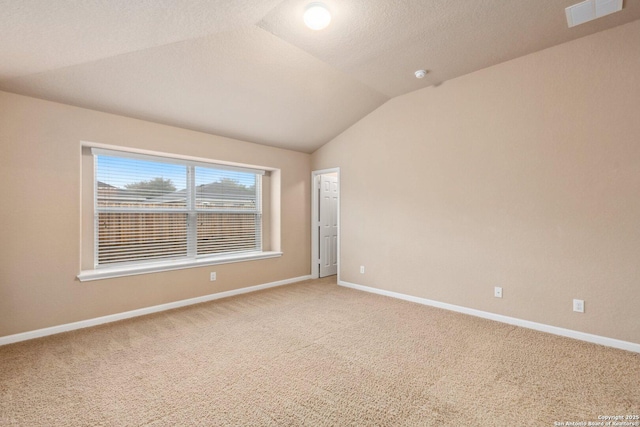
(78, 145, 282, 282)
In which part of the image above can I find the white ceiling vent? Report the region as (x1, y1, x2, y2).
(565, 0, 623, 28)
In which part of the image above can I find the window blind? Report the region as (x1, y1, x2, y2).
(94, 150, 263, 267)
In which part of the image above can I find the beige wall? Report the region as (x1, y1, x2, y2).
(0, 91, 311, 337)
(312, 20, 640, 344)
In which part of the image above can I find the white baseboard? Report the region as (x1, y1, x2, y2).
(0, 275, 312, 346)
(339, 280, 640, 354)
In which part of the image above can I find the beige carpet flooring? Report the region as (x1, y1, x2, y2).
(1, 277, 639, 426)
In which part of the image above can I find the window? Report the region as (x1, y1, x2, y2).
(79, 146, 280, 280)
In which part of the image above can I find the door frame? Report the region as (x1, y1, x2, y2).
(311, 168, 340, 280)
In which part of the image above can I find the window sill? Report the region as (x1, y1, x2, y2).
(77, 251, 283, 282)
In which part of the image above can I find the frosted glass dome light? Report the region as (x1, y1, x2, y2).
(304, 3, 331, 30)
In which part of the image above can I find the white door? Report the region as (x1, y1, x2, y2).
(319, 174, 338, 277)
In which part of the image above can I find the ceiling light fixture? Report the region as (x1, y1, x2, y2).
(304, 3, 331, 30)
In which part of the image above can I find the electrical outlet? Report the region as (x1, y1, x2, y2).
(494, 286, 503, 298)
(360, 266, 365, 274)
(210, 272, 217, 282)
(573, 299, 584, 313)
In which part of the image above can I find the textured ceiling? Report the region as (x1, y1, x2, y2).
(1, 1, 639, 153)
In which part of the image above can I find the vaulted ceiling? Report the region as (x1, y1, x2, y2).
(1, 0, 639, 153)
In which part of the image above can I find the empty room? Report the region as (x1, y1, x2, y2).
(1, 1, 639, 425)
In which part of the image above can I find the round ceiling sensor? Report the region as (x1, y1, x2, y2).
(304, 3, 331, 30)
(415, 70, 428, 79)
